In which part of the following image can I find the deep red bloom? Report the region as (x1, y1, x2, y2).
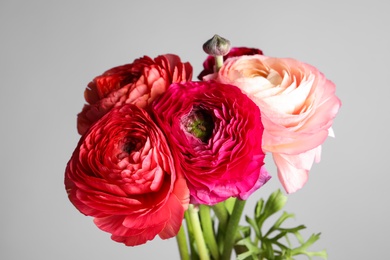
(77, 54, 193, 135)
(65, 104, 189, 246)
(152, 81, 270, 205)
(197, 47, 263, 80)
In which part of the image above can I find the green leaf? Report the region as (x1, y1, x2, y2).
(237, 189, 327, 260)
(245, 215, 261, 239)
(263, 190, 287, 218)
(254, 197, 264, 219)
(290, 233, 322, 255)
(238, 225, 251, 238)
(304, 250, 328, 259)
(256, 190, 288, 229)
(263, 240, 275, 259)
(266, 211, 295, 237)
(236, 236, 262, 260)
(273, 225, 306, 236)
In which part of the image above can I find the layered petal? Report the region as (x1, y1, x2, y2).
(77, 54, 193, 135)
(273, 146, 321, 193)
(210, 54, 341, 192)
(152, 81, 270, 205)
(65, 104, 189, 246)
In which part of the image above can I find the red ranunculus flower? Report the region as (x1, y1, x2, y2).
(197, 47, 263, 80)
(65, 104, 189, 246)
(152, 81, 270, 205)
(77, 54, 193, 135)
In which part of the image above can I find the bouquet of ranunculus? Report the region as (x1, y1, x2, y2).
(65, 35, 341, 259)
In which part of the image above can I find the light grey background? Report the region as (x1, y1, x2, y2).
(1, 0, 389, 259)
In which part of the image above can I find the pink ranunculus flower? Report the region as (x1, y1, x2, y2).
(152, 81, 270, 205)
(77, 54, 193, 135)
(65, 104, 189, 246)
(197, 47, 263, 80)
(206, 55, 341, 193)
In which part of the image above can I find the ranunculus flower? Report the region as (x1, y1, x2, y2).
(77, 54, 193, 135)
(197, 47, 263, 80)
(152, 81, 270, 205)
(65, 104, 189, 246)
(205, 55, 341, 193)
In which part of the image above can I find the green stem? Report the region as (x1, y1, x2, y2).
(212, 201, 229, 251)
(221, 199, 247, 260)
(188, 204, 210, 260)
(199, 205, 220, 259)
(176, 225, 190, 260)
(185, 210, 198, 260)
(212, 202, 228, 227)
(214, 55, 223, 72)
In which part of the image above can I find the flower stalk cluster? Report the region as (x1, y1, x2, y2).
(177, 191, 327, 260)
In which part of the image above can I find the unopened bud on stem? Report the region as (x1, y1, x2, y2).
(202, 34, 231, 56)
(203, 34, 231, 72)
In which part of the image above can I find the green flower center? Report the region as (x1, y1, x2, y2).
(182, 108, 214, 143)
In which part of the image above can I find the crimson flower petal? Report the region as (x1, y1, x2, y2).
(65, 104, 189, 246)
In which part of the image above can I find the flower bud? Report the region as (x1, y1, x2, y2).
(203, 34, 231, 56)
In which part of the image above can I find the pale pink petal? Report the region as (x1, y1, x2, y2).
(315, 145, 322, 163)
(273, 153, 309, 193)
(273, 145, 322, 193)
